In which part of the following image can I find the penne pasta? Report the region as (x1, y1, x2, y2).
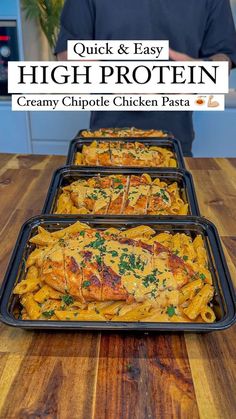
(80, 127, 169, 138)
(179, 279, 203, 304)
(13, 266, 40, 295)
(14, 222, 216, 324)
(200, 306, 216, 323)
(119, 225, 156, 238)
(74, 141, 176, 167)
(55, 310, 106, 321)
(183, 284, 214, 320)
(13, 278, 40, 295)
(54, 174, 188, 216)
(178, 204, 189, 215)
(21, 294, 41, 320)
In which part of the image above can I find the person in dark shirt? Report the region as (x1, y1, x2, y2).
(55, 0, 236, 155)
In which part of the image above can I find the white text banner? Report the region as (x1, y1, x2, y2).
(12, 94, 225, 111)
(8, 61, 229, 94)
(67, 40, 169, 60)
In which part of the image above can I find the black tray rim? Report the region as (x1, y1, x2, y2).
(0, 215, 235, 332)
(42, 165, 200, 216)
(66, 137, 186, 169)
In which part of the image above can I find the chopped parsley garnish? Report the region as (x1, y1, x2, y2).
(151, 289, 158, 298)
(155, 188, 169, 202)
(87, 234, 105, 250)
(160, 188, 169, 202)
(166, 305, 176, 317)
(115, 184, 124, 190)
(88, 188, 107, 201)
(100, 190, 108, 198)
(135, 255, 145, 271)
(96, 255, 102, 265)
(183, 255, 188, 261)
(42, 310, 55, 318)
(61, 295, 74, 305)
(109, 250, 118, 257)
(82, 280, 91, 288)
(118, 253, 145, 275)
(199, 273, 206, 280)
(145, 273, 157, 283)
(59, 238, 66, 247)
(162, 279, 167, 287)
(79, 231, 85, 237)
(88, 188, 100, 201)
(142, 270, 160, 288)
(173, 249, 179, 255)
(119, 256, 133, 275)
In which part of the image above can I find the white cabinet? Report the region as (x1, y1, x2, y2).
(193, 108, 236, 157)
(29, 111, 90, 155)
(0, 101, 31, 153)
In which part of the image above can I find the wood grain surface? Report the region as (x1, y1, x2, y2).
(0, 154, 235, 419)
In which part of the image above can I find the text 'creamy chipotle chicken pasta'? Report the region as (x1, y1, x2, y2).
(13, 221, 216, 323)
(55, 174, 188, 215)
(75, 141, 177, 167)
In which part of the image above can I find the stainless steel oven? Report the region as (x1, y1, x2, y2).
(0, 20, 19, 97)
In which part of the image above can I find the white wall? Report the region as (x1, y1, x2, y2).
(30, 111, 90, 155)
(193, 109, 236, 157)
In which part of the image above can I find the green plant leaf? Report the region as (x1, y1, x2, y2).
(22, 0, 64, 49)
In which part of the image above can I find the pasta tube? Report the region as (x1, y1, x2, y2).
(183, 284, 214, 320)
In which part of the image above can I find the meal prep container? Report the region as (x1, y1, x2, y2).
(42, 166, 200, 216)
(1, 215, 235, 331)
(66, 137, 186, 169)
(76, 128, 174, 138)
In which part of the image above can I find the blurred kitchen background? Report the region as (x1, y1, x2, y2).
(0, 0, 236, 157)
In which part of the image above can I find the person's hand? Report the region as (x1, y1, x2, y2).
(169, 48, 195, 61)
(169, 48, 232, 72)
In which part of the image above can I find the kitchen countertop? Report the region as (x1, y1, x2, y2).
(0, 154, 235, 419)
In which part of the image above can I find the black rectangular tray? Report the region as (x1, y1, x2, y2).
(1, 216, 235, 331)
(66, 137, 186, 169)
(42, 166, 200, 216)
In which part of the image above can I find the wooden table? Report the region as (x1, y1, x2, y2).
(0, 154, 235, 419)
